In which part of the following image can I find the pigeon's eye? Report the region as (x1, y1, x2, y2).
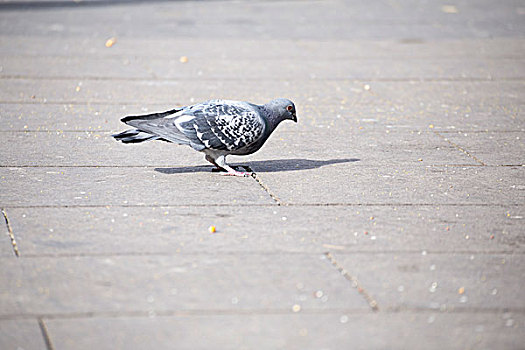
(287, 105, 293, 111)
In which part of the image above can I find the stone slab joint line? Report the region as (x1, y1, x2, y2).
(2, 74, 523, 83)
(3, 202, 522, 210)
(1, 208, 20, 257)
(432, 130, 486, 166)
(324, 252, 379, 311)
(38, 318, 55, 350)
(243, 166, 284, 205)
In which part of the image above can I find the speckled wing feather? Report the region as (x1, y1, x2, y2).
(176, 100, 266, 151)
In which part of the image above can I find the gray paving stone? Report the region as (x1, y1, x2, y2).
(1, 131, 200, 167)
(0, 103, 178, 131)
(360, 82, 524, 131)
(331, 252, 525, 310)
(254, 164, 524, 205)
(144, 56, 525, 81)
(426, 110, 524, 132)
(1, 78, 522, 133)
(2, 36, 523, 60)
(326, 102, 524, 133)
(44, 312, 525, 350)
(0, 77, 299, 104)
(0, 241, 13, 258)
(438, 131, 525, 166)
(0, 55, 154, 79)
(0, 128, 478, 167)
(0, 0, 522, 40)
(0, 254, 365, 316)
(2, 78, 522, 110)
(245, 128, 479, 167)
(0, 319, 47, 350)
(5, 205, 524, 257)
(0, 167, 274, 207)
(1, 101, 522, 135)
(1, 100, 521, 134)
(3, 54, 524, 80)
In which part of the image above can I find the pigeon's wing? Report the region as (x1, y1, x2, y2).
(121, 108, 204, 148)
(175, 100, 266, 151)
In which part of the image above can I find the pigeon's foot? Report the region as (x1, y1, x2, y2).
(211, 165, 252, 177)
(221, 170, 253, 177)
(211, 165, 240, 173)
(211, 155, 253, 177)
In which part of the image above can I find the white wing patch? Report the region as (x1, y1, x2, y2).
(194, 125, 211, 148)
(174, 113, 195, 125)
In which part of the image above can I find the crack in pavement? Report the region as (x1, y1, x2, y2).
(433, 130, 487, 166)
(242, 166, 283, 206)
(324, 251, 379, 311)
(1, 208, 19, 257)
(38, 318, 55, 350)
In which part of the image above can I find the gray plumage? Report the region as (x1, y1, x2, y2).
(113, 98, 297, 176)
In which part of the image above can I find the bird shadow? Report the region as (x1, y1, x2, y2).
(154, 158, 360, 175)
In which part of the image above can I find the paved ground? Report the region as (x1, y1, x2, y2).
(1, 0, 524, 349)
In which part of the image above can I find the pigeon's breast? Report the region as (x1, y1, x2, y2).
(229, 129, 271, 155)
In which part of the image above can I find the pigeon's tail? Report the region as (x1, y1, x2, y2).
(112, 129, 160, 143)
(114, 107, 191, 145)
(121, 108, 181, 125)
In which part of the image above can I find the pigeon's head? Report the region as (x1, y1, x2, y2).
(266, 98, 297, 123)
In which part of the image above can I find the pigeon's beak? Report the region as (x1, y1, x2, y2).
(292, 112, 297, 123)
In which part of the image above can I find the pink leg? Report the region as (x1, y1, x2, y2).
(215, 155, 252, 177)
(205, 155, 223, 171)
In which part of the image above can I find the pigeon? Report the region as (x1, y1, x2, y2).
(113, 98, 297, 177)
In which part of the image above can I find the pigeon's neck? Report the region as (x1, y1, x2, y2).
(263, 107, 285, 131)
